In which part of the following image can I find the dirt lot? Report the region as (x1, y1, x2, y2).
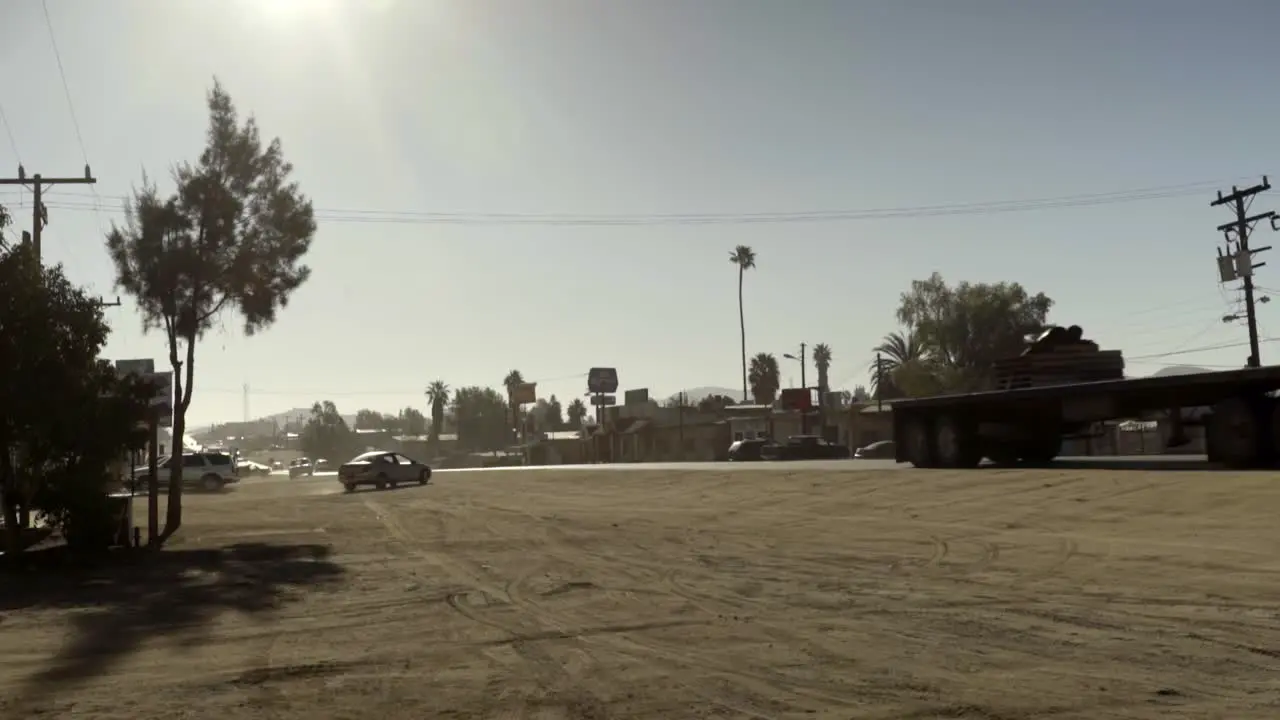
(2, 466, 1280, 719)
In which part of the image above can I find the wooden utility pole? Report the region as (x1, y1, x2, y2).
(875, 352, 885, 410)
(1212, 178, 1276, 368)
(0, 164, 97, 264)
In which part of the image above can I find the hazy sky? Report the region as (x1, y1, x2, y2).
(3, 0, 1279, 426)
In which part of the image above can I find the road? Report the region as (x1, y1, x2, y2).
(260, 454, 1218, 483)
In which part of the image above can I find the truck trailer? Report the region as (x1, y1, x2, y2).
(889, 326, 1280, 469)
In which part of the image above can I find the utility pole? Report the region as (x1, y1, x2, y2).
(677, 391, 685, 459)
(1212, 177, 1276, 368)
(0, 164, 97, 265)
(875, 352, 884, 411)
(784, 343, 809, 433)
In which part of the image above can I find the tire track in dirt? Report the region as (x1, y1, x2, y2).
(470, 510, 866, 715)
(443, 497, 859, 715)
(362, 495, 607, 706)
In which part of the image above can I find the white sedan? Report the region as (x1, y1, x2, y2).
(337, 451, 432, 492)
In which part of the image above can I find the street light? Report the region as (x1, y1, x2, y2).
(782, 345, 809, 434)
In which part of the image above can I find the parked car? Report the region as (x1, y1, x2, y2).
(728, 438, 770, 461)
(313, 458, 331, 473)
(338, 450, 431, 492)
(288, 458, 314, 478)
(854, 440, 896, 459)
(130, 451, 240, 491)
(759, 435, 850, 461)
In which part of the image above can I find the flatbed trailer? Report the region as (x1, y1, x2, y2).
(890, 364, 1280, 469)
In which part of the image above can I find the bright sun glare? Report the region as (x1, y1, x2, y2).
(253, 0, 342, 22)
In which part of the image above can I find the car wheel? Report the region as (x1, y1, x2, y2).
(201, 474, 222, 491)
(418, 469, 429, 485)
(375, 474, 388, 490)
(343, 483, 356, 493)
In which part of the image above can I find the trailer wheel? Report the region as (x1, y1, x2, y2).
(984, 443, 1020, 467)
(934, 415, 981, 469)
(1019, 435, 1062, 467)
(902, 415, 936, 468)
(1210, 397, 1263, 468)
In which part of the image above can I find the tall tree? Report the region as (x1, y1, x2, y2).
(544, 395, 565, 431)
(398, 407, 427, 436)
(566, 397, 588, 428)
(354, 409, 386, 430)
(896, 272, 1053, 391)
(105, 79, 316, 540)
(812, 342, 832, 405)
(748, 352, 781, 405)
(868, 330, 923, 399)
(503, 369, 525, 439)
(729, 245, 756, 402)
(0, 236, 149, 553)
(697, 394, 737, 414)
(425, 380, 449, 448)
(451, 386, 510, 451)
(301, 401, 352, 460)
(503, 369, 524, 393)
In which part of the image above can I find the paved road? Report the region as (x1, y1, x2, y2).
(255, 454, 1217, 483)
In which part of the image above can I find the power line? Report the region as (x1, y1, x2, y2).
(40, 0, 89, 167)
(0, 102, 21, 165)
(1125, 337, 1280, 362)
(1, 176, 1260, 227)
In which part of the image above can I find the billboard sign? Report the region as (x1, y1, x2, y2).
(115, 358, 155, 377)
(623, 388, 649, 406)
(779, 387, 819, 412)
(510, 382, 537, 405)
(587, 367, 619, 394)
(115, 359, 172, 427)
(590, 394, 617, 406)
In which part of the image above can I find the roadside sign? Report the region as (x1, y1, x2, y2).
(115, 359, 172, 427)
(590, 394, 617, 407)
(148, 371, 174, 427)
(115, 358, 155, 376)
(510, 382, 537, 405)
(623, 388, 649, 406)
(587, 367, 619, 394)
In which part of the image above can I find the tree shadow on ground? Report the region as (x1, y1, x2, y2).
(0, 542, 345, 709)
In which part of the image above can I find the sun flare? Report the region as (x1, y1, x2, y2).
(251, 0, 343, 22)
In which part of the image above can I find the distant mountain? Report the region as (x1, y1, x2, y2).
(1148, 366, 1214, 377)
(193, 407, 356, 444)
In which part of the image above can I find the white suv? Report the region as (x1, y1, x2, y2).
(130, 451, 240, 492)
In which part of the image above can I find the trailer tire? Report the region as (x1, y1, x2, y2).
(902, 415, 936, 468)
(1210, 397, 1264, 468)
(1019, 435, 1062, 467)
(984, 443, 1020, 466)
(934, 415, 981, 469)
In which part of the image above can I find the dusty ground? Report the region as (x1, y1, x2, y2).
(2, 466, 1280, 719)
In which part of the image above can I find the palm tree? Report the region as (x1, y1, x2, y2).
(503, 369, 525, 442)
(566, 398, 588, 428)
(503, 369, 524, 395)
(868, 330, 924, 398)
(748, 352, 781, 405)
(425, 380, 449, 447)
(812, 343, 832, 396)
(729, 245, 756, 402)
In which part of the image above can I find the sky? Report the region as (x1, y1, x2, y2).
(2, 0, 1280, 427)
